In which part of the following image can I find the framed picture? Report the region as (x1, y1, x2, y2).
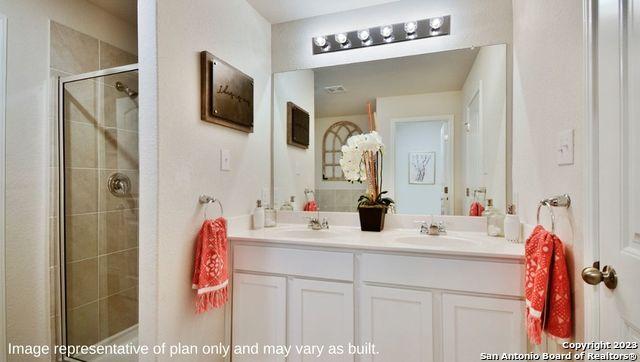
(200, 51, 254, 133)
(287, 101, 310, 149)
(409, 151, 435, 184)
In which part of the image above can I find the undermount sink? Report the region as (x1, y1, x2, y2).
(394, 236, 481, 248)
(271, 229, 342, 239)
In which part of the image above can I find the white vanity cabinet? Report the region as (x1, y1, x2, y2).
(232, 273, 287, 362)
(359, 285, 433, 362)
(230, 242, 524, 362)
(289, 279, 354, 362)
(441, 293, 524, 361)
(231, 244, 355, 361)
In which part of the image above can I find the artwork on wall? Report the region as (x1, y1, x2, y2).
(409, 151, 435, 184)
(287, 101, 310, 149)
(200, 51, 254, 133)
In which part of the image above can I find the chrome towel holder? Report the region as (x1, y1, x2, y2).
(536, 194, 571, 233)
(199, 194, 224, 219)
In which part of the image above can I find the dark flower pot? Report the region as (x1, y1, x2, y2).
(358, 205, 387, 232)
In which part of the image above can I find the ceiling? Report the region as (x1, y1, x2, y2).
(247, 0, 400, 24)
(314, 48, 480, 118)
(86, 0, 137, 24)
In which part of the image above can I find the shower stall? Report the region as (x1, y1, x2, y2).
(58, 64, 139, 361)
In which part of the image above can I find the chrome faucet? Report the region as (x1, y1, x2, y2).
(306, 210, 329, 230)
(417, 219, 446, 235)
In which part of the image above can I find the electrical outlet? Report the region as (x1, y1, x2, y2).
(557, 129, 574, 165)
(220, 149, 231, 171)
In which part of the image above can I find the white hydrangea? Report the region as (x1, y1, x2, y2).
(339, 131, 384, 182)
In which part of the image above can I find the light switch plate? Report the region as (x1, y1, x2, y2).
(557, 129, 574, 165)
(220, 149, 231, 171)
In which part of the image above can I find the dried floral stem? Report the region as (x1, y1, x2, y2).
(364, 151, 379, 200)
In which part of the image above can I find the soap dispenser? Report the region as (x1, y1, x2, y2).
(253, 200, 264, 230)
(484, 199, 505, 237)
(504, 204, 521, 243)
(440, 186, 450, 215)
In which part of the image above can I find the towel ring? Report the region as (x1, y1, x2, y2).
(536, 202, 556, 233)
(536, 194, 571, 233)
(199, 194, 224, 219)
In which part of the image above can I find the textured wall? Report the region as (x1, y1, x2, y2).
(512, 0, 585, 343)
(140, 1, 271, 360)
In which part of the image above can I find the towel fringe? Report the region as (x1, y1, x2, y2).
(195, 286, 228, 314)
(527, 313, 542, 345)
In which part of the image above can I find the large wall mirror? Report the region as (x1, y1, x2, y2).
(272, 44, 508, 216)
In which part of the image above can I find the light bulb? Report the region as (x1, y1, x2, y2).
(357, 29, 370, 42)
(380, 25, 394, 38)
(334, 33, 349, 45)
(429, 17, 443, 30)
(404, 21, 418, 34)
(313, 36, 327, 48)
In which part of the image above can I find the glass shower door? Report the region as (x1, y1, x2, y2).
(59, 66, 139, 361)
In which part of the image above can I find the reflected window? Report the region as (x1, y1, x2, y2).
(322, 121, 362, 180)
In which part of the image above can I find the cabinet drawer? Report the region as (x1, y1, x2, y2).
(360, 253, 523, 297)
(234, 244, 354, 281)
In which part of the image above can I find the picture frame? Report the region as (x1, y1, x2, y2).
(286, 101, 310, 149)
(200, 51, 254, 133)
(409, 151, 435, 184)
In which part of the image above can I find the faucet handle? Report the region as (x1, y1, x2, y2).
(322, 217, 329, 229)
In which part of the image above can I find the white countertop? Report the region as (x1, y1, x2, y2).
(229, 224, 525, 260)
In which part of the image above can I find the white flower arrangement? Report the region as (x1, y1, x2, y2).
(339, 131, 393, 207)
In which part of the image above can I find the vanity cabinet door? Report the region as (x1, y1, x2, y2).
(359, 285, 434, 362)
(442, 293, 525, 361)
(288, 278, 354, 362)
(232, 273, 287, 362)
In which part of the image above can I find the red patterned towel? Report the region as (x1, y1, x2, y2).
(304, 200, 318, 211)
(192, 218, 228, 313)
(469, 201, 485, 216)
(525, 225, 572, 344)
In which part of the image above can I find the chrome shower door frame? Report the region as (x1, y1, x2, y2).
(57, 63, 138, 361)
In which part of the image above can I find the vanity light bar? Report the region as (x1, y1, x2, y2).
(312, 16, 451, 55)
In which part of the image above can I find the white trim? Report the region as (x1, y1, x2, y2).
(582, 0, 600, 343)
(388, 115, 455, 215)
(0, 13, 7, 362)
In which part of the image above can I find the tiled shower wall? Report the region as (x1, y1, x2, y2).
(49, 21, 138, 348)
(315, 189, 363, 212)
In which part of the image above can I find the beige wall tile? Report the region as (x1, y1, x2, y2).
(99, 248, 138, 297)
(66, 213, 99, 262)
(65, 122, 98, 168)
(49, 267, 59, 317)
(98, 209, 138, 254)
(65, 258, 98, 308)
(50, 167, 59, 218)
(101, 128, 139, 170)
(101, 83, 138, 130)
(49, 217, 59, 267)
(99, 287, 138, 340)
(63, 80, 98, 125)
(50, 315, 61, 361)
(67, 301, 100, 347)
(99, 41, 137, 70)
(50, 22, 99, 74)
(65, 168, 98, 214)
(99, 169, 138, 211)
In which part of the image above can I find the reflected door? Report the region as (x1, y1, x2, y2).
(463, 90, 483, 213)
